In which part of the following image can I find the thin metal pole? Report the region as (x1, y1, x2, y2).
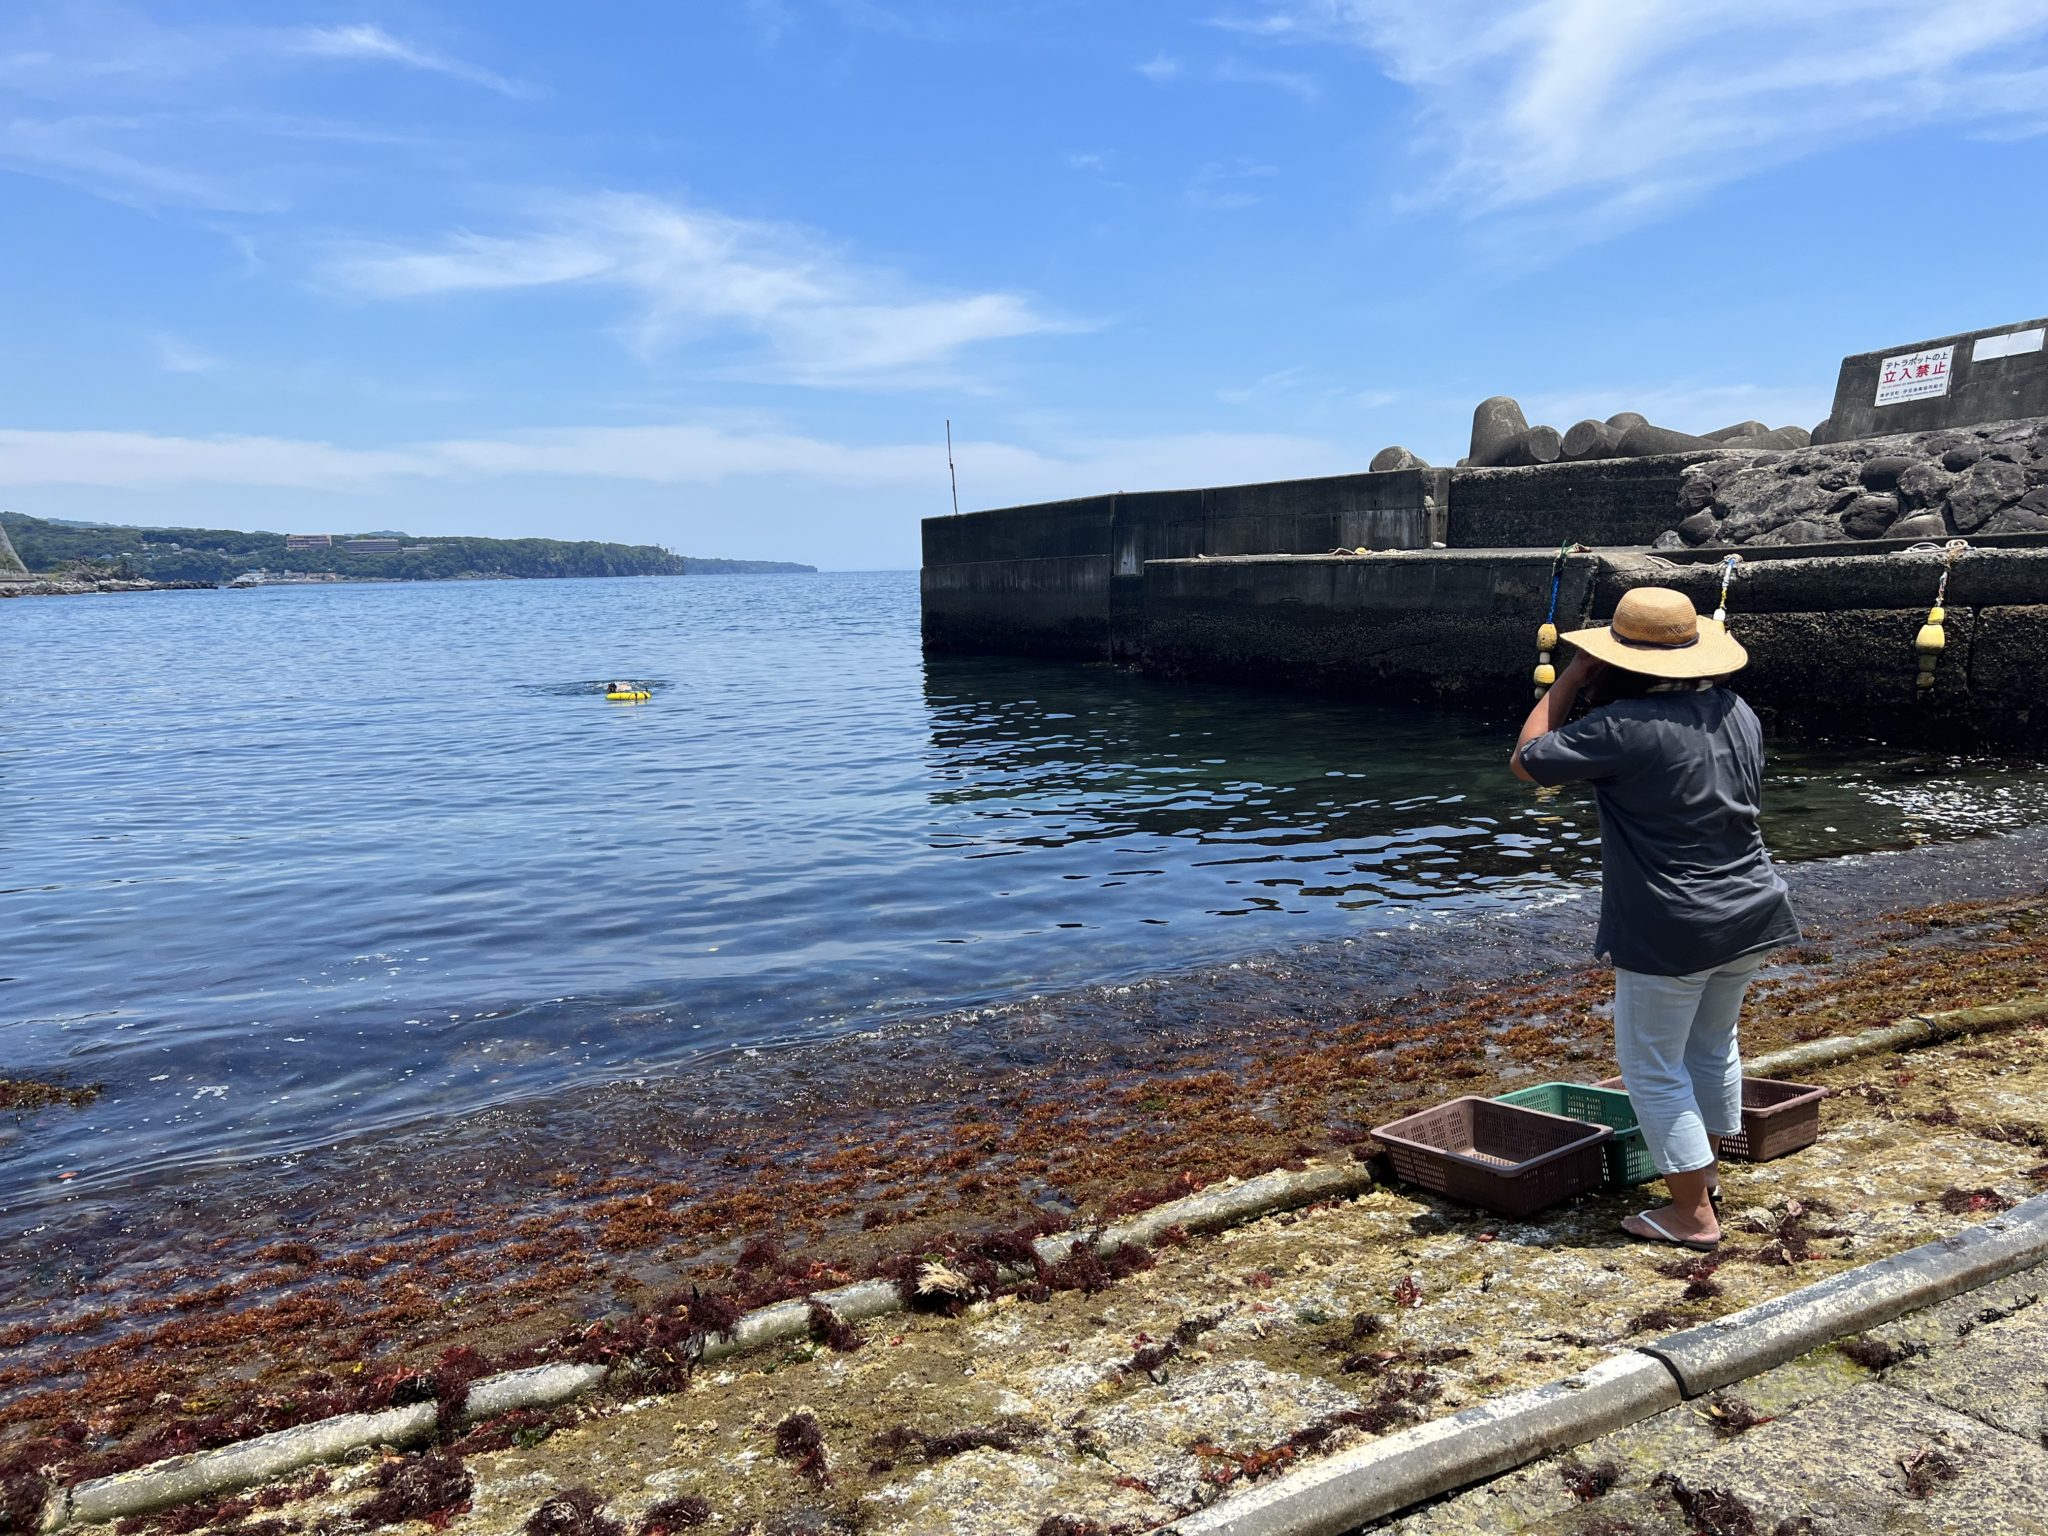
(946, 419, 959, 515)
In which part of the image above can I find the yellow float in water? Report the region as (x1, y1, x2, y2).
(605, 683, 652, 701)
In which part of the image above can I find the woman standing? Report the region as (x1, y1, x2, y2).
(1511, 587, 1798, 1251)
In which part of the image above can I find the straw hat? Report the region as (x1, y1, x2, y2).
(1561, 586, 1747, 679)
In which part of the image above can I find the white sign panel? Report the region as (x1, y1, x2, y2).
(1971, 327, 2046, 362)
(1874, 345, 1954, 406)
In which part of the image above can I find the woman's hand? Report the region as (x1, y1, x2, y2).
(1511, 649, 1604, 781)
(1556, 650, 1605, 694)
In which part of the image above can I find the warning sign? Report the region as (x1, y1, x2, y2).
(1874, 345, 1954, 406)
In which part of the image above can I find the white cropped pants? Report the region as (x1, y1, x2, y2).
(1612, 951, 1767, 1177)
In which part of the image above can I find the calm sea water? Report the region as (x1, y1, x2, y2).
(5, 570, 2046, 1226)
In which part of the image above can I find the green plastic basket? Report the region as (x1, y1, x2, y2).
(1496, 1082, 1657, 1187)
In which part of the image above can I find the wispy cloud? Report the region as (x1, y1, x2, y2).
(1137, 48, 1318, 98)
(150, 332, 221, 374)
(1184, 157, 1279, 210)
(0, 422, 1359, 506)
(1213, 55, 1318, 100)
(284, 24, 537, 99)
(1217, 365, 1310, 404)
(1216, 1, 2048, 244)
(320, 192, 1083, 386)
(0, 113, 274, 209)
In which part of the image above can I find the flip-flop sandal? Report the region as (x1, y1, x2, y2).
(1625, 1209, 1720, 1253)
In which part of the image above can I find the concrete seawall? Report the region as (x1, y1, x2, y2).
(1141, 546, 2048, 740)
(921, 470, 1447, 661)
(921, 425, 2048, 740)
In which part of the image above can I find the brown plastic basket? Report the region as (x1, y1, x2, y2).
(1370, 1096, 1612, 1218)
(1594, 1075, 1825, 1163)
(1719, 1078, 1826, 1161)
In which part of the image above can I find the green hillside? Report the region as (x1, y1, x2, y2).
(0, 512, 814, 583)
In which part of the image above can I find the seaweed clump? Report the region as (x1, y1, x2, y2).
(636, 1495, 712, 1533)
(1838, 1334, 1919, 1372)
(804, 1300, 864, 1353)
(351, 1450, 473, 1530)
(0, 1079, 102, 1111)
(524, 1487, 623, 1536)
(1899, 1444, 1962, 1499)
(1560, 1457, 1622, 1501)
(1935, 1186, 2014, 1215)
(773, 1411, 831, 1488)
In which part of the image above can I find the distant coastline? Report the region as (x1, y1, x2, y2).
(0, 511, 813, 590)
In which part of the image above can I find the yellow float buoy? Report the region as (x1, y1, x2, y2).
(1913, 543, 1966, 695)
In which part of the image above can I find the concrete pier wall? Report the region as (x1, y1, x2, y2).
(1443, 454, 1714, 550)
(921, 470, 1447, 660)
(1140, 547, 2048, 741)
(1821, 317, 2048, 443)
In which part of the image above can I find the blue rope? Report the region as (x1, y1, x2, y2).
(1545, 541, 1568, 625)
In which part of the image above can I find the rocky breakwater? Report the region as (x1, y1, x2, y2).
(1670, 416, 2048, 548)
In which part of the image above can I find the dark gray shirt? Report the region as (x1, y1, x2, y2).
(1518, 687, 1799, 976)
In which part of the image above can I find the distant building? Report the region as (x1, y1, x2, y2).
(343, 537, 401, 554)
(285, 533, 333, 550)
(401, 544, 433, 553)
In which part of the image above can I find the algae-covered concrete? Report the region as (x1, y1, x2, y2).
(1138, 545, 2048, 740)
(101, 1018, 2048, 1536)
(1442, 455, 1715, 550)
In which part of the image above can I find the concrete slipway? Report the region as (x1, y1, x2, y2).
(41, 995, 2048, 1536)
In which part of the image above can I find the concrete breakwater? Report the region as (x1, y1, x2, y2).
(923, 470, 2048, 740)
(923, 316, 2048, 739)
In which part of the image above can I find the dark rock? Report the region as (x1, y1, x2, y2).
(1859, 455, 1913, 491)
(1941, 443, 1986, 472)
(2027, 427, 2048, 462)
(1949, 460, 2027, 531)
(1817, 466, 1856, 491)
(1605, 411, 1648, 432)
(1983, 507, 2048, 534)
(1986, 444, 2027, 464)
(1911, 429, 1972, 457)
(2022, 486, 2048, 515)
(1676, 469, 1719, 513)
(1653, 529, 1685, 550)
(1986, 420, 2035, 443)
(1894, 462, 1957, 510)
(1824, 484, 1860, 514)
(1714, 468, 1823, 540)
(1840, 492, 1900, 539)
(1677, 510, 1718, 545)
(1884, 511, 1949, 540)
(1469, 397, 1530, 467)
(1756, 518, 1830, 546)
(1370, 446, 1427, 472)
(1776, 424, 1813, 448)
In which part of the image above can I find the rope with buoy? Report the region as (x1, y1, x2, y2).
(1911, 539, 1968, 694)
(1711, 552, 1742, 627)
(1533, 541, 1570, 699)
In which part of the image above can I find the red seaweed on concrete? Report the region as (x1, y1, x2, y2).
(772, 1412, 830, 1488)
(524, 1486, 623, 1536)
(5, 891, 2045, 1511)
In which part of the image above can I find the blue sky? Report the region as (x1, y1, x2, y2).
(3, 1, 2046, 569)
